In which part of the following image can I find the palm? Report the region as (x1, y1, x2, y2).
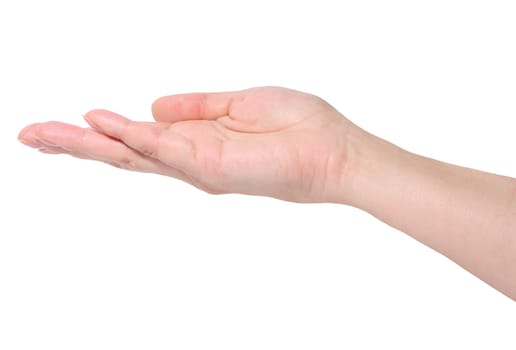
(19, 87, 351, 202)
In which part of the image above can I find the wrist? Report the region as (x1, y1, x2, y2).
(333, 124, 411, 209)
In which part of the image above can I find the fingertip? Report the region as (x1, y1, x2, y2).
(84, 109, 113, 122)
(18, 123, 41, 147)
(83, 110, 99, 129)
(18, 123, 35, 139)
(84, 109, 129, 129)
(151, 96, 170, 121)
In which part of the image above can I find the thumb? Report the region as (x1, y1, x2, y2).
(151, 90, 245, 123)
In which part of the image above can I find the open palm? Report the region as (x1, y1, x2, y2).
(19, 87, 354, 202)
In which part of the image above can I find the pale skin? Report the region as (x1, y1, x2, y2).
(18, 86, 516, 300)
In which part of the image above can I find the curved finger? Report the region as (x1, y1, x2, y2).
(19, 121, 188, 179)
(84, 110, 199, 174)
(151, 90, 246, 123)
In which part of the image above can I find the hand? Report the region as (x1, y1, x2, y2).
(18, 87, 359, 203)
(17, 86, 516, 299)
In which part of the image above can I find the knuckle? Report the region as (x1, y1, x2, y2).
(139, 147, 158, 158)
(139, 127, 164, 159)
(185, 93, 207, 119)
(197, 93, 207, 119)
(119, 157, 138, 170)
(107, 158, 138, 171)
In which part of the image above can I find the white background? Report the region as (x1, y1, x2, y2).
(1, 0, 515, 349)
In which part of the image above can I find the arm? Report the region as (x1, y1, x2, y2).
(18, 86, 516, 300)
(342, 128, 516, 300)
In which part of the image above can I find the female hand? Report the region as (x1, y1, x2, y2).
(18, 85, 516, 299)
(18, 87, 359, 203)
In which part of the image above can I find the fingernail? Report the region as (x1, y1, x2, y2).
(18, 137, 40, 148)
(34, 136, 59, 148)
(18, 125, 40, 147)
(38, 147, 60, 154)
(83, 113, 100, 130)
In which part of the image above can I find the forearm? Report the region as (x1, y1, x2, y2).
(343, 128, 516, 300)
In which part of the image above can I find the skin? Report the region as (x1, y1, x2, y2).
(18, 86, 516, 300)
